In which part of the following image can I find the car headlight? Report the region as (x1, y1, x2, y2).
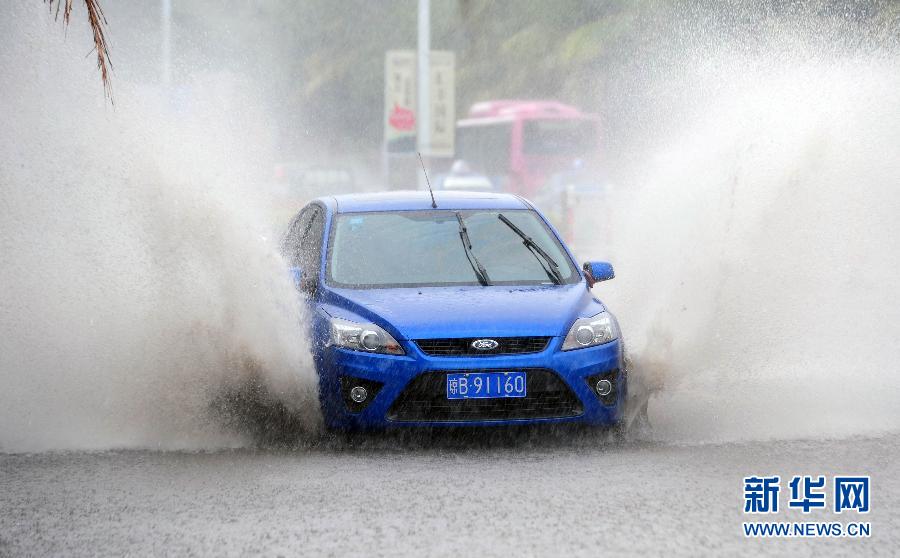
(329, 317, 405, 355)
(561, 311, 619, 350)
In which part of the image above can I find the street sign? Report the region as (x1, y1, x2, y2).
(384, 50, 454, 157)
(428, 51, 455, 157)
(384, 50, 417, 151)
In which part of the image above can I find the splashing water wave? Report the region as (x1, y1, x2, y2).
(0, 5, 320, 452)
(598, 31, 900, 443)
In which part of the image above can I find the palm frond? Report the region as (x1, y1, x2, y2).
(46, 0, 113, 101)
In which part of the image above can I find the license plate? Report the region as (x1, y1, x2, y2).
(446, 372, 527, 400)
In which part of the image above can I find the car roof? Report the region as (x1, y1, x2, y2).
(324, 190, 531, 214)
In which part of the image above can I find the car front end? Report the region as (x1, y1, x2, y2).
(312, 283, 625, 430)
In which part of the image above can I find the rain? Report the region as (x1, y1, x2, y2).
(1, 0, 898, 554)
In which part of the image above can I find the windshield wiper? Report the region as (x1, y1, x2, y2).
(497, 213, 563, 285)
(456, 212, 491, 286)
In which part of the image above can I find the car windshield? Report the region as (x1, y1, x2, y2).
(327, 209, 579, 288)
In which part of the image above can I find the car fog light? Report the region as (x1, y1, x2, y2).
(350, 386, 368, 403)
(595, 379, 613, 397)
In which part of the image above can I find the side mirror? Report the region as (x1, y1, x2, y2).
(583, 261, 614, 288)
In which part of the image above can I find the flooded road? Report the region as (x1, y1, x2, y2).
(2, 434, 897, 556)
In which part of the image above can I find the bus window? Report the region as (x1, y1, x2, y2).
(456, 123, 512, 176)
(522, 119, 597, 156)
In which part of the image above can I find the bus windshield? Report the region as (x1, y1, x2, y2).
(522, 119, 597, 156)
(455, 123, 512, 176)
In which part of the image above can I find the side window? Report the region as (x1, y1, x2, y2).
(299, 208, 325, 280)
(281, 206, 315, 267)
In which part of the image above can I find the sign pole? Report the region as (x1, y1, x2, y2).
(161, 0, 172, 89)
(417, 0, 430, 188)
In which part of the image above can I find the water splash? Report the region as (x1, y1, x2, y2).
(0, 3, 320, 452)
(598, 22, 900, 443)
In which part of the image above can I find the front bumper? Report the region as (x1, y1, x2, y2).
(315, 337, 625, 430)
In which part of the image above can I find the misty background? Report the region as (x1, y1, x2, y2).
(1, 0, 899, 451)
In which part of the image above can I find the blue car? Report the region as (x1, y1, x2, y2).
(281, 191, 625, 431)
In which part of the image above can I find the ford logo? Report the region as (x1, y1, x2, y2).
(471, 339, 499, 351)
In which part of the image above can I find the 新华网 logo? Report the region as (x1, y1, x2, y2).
(742, 475, 870, 538)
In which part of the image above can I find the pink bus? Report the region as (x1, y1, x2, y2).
(454, 100, 601, 198)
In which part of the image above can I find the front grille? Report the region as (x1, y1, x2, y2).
(387, 369, 582, 422)
(414, 336, 551, 357)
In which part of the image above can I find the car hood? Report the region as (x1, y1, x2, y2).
(322, 284, 603, 339)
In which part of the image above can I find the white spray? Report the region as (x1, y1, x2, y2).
(0, 2, 320, 452)
(596, 21, 900, 443)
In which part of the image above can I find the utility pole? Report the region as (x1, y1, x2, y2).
(417, 0, 430, 187)
(161, 0, 172, 89)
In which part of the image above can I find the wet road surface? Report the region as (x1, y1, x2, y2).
(2, 433, 897, 556)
